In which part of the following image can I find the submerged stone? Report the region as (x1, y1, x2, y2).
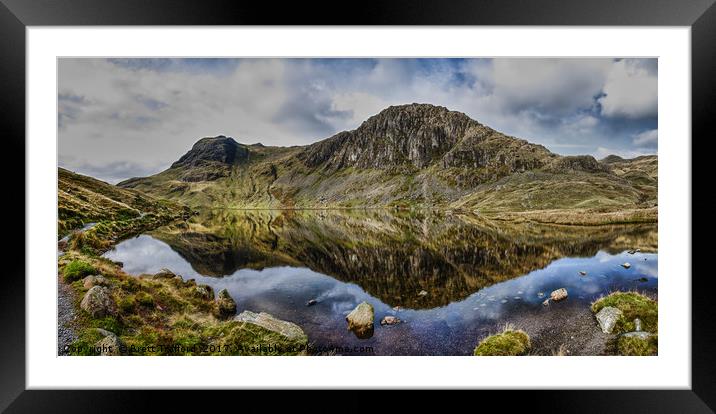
(380, 315, 401, 326)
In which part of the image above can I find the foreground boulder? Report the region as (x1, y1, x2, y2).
(80, 286, 116, 318)
(595, 306, 623, 334)
(346, 301, 374, 338)
(234, 311, 307, 342)
(216, 289, 237, 319)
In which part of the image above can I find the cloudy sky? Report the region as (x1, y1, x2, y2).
(58, 58, 657, 183)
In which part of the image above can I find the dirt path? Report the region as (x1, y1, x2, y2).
(57, 275, 78, 355)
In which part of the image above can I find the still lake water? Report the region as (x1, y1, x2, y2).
(103, 209, 657, 355)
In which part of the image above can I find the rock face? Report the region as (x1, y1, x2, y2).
(300, 104, 554, 172)
(80, 286, 115, 318)
(346, 301, 375, 338)
(216, 289, 237, 319)
(234, 311, 307, 342)
(550, 288, 568, 302)
(596, 306, 623, 333)
(546, 155, 609, 173)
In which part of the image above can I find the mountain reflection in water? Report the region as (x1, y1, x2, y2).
(103, 209, 657, 355)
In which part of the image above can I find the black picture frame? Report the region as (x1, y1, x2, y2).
(1, 0, 710, 411)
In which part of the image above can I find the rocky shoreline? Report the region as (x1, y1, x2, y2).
(473, 289, 658, 356)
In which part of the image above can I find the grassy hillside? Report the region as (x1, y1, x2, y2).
(58, 167, 192, 252)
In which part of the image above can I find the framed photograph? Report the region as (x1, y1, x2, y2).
(3, 0, 710, 410)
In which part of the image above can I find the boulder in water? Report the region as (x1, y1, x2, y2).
(346, 302, 374, 338)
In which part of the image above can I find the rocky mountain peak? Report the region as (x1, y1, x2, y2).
(300, 103, 492, 170)
(359, 103, 475, 128)
(171, 135, 249, 169)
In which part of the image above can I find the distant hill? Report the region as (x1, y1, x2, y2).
(118, 103, 657, 218)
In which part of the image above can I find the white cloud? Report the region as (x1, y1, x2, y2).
(487, 59, 612, 115)
(633, 129, 658, 146)
(58, 58, 658, 182)
(598, 59, 657, 119)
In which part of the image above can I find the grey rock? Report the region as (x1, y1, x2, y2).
(306, 299, 318, 306)
(234, 311, 307, 342)
(596, 306, 623, 334)
(418, 290, 428, 297)
(80, 286, 115, 318)
(622, 262, 632, 269)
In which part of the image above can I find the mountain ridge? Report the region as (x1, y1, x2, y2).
(118, 103, 657, 220)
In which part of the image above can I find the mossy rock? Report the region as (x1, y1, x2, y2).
(591, 291, 657, 334)
(618, 334, 658, 356)
(474, 329, 531, 356)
